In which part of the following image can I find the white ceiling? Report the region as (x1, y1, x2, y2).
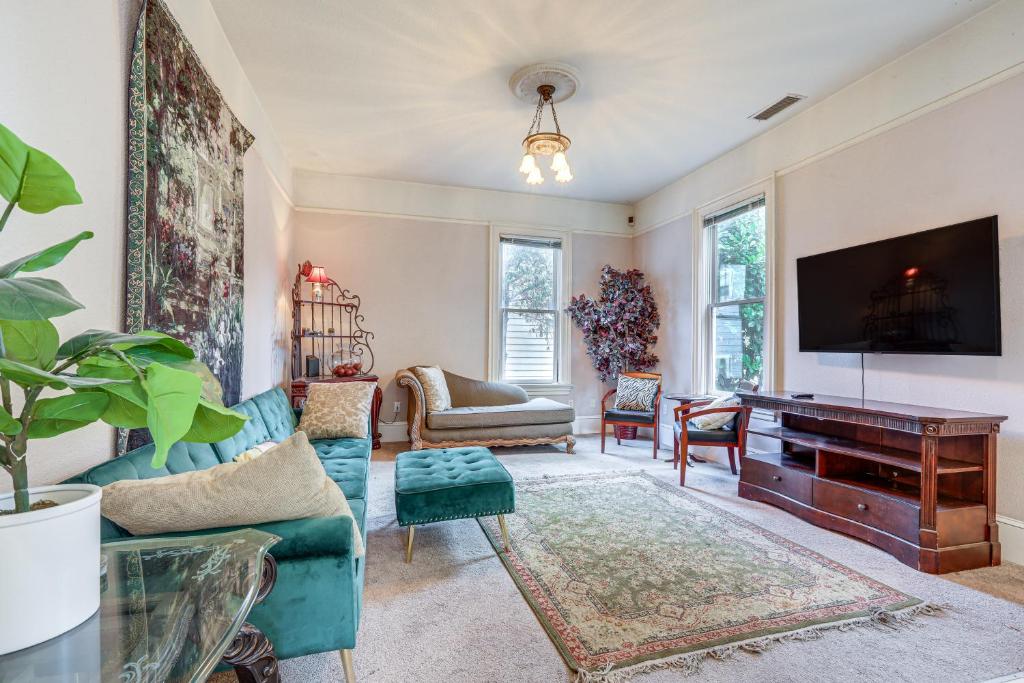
(210, 0, 997, 204)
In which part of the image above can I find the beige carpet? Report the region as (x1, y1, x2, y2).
(212, 436, 1024, 682)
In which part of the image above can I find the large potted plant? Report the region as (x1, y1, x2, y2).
(0, 123, 248, 654)
(566, 265, 660, 438)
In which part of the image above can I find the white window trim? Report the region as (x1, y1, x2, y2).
(691, 177, 776, 397)
(488, 223, 572, 392)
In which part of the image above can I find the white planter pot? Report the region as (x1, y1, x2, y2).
(0, 484, 102, 655)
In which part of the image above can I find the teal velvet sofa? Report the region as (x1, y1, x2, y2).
(64, 386, 369, 677)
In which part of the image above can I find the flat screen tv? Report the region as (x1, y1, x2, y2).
(797, 216, 1001, 355)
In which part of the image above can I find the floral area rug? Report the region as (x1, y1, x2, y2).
(479, 471, 937, 681)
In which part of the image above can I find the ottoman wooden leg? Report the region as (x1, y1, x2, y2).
(497, 514, 511, 552)
(405, 525, 415, 564)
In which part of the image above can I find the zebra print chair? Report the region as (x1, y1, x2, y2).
(600, 372, 663, 459)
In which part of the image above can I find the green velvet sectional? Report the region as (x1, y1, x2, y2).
(63, 386, 370, 663)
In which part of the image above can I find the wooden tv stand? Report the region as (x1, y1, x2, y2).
(736, 391, 1006, 574)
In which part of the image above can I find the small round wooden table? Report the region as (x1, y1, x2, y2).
(663, 392, 716, 465)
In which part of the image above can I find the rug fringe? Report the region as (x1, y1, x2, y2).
(573, 603, 947, 682)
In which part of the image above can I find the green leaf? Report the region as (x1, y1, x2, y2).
(0, 277, 83, 320)
(82, 381, 149, 429)
(0, 358, 129, 389)
(0, 231, 93, 279)
(75, 356, 138, 380)
(144, 362, 202, 468)
(27, 392, 109, 438)
(0, 123, 82, 213)
(57, 329, 193, 361)
(0, 405, 20, 436)
(181, 398, 248, 442)
(0, 319, 59, 369)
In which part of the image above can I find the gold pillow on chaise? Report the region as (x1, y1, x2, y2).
(412, 365, 452, 412)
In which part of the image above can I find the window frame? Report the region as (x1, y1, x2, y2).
(691, 179, 776, 397)
(488, 224, 572, 394)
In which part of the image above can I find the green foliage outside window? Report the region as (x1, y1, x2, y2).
(715, 210, 766, 391)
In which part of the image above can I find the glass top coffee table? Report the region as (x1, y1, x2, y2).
(0, 528, 280, 683)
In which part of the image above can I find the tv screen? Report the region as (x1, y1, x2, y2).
(797, 216, 1001, 355)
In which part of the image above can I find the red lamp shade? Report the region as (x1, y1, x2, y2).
(306, 266, 329, 284)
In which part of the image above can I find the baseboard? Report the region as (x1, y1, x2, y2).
(997, 515, 1024, 565)
(575, 415, 601, 434)
(380, 422, 410, 443)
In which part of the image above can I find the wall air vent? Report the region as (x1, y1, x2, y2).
(749, 94, 805, 121)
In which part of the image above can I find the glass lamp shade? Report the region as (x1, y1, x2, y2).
(555, 165, 573, 183)
(550, 151, 568, 172)
(526, 167, 544, 185)
(519, 153, 537, 174)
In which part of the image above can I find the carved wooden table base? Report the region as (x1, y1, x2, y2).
(222, 554, 280, 682)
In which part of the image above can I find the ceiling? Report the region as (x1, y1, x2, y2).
(211, 0, 997, 204)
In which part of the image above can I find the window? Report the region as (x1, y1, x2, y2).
(694, 191, 772, 394)
(489, 228, 571, 390)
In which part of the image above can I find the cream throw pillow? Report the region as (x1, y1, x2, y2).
(689, 395, 741, 431)
(234, 440, 277, 463)
(101, 432, 364, 557)
(413, 366, 452, 412)
(298, 381, 375, 440)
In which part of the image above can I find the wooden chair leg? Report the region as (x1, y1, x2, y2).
(679, 448, 688, 486)
(652, 421, 659, 459)
(616, 426, 621, 445)
(727, 446, 738, 475)
(600, 421, 606, 453)
(672, 432, 678, 470)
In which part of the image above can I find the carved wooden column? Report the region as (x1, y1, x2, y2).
(984, 430, 1001, 565)
(222, 554, 280, 683)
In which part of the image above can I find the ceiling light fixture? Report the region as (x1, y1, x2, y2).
(509, 63, 580, 186)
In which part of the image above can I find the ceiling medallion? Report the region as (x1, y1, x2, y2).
(509, 63, 579, 185)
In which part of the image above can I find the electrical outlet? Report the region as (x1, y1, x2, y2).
(393, 401, 402, 413)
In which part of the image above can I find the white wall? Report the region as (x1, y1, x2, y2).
(633, 216, 693, 439)
(634, 0, 1024, 234)
(631, 4, 1024, 561)
(295, 171, 631, 235)
(776, 71, 1024, 532)
(0, 0, 293, 488)
(290, 210, 633, 439)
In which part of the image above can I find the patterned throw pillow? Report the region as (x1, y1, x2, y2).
(412, 366, 452, 412)
(298, 381, 375, 439)
(613, 376, 659, 411)
(690, 395, 741, 431)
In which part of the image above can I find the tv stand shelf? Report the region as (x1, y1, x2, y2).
(737, 391, 1006, 574)
(746, 426, 984, 474)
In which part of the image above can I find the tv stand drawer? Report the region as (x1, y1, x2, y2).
(742, 454, 813, 504)
(812, 479, 919, 542)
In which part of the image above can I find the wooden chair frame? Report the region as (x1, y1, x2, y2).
(673, 401, 753, 486)
(600, 372, 663, 459)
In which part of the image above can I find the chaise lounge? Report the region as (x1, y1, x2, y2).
(396, 368, 576, 452)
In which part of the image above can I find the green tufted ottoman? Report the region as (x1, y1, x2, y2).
(394, 447, 515, 563)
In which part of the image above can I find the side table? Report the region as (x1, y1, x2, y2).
(663, 392, 717, 465)
(292, 374, 384, 449)
(0, 529, 280, 683)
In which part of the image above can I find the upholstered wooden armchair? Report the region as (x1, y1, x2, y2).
(600, 372, 663, 459)
(673, 399, 753, 486)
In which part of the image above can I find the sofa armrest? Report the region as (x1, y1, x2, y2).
(443, 371, 529, 407)
(396, 369, 427, 449)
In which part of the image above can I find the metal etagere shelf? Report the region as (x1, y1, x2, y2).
(290, 261, 376, 381)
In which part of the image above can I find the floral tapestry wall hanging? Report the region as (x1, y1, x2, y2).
(124, 0, 253, 449)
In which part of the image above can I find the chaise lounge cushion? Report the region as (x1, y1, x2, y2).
(426, 397, 575, 430)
